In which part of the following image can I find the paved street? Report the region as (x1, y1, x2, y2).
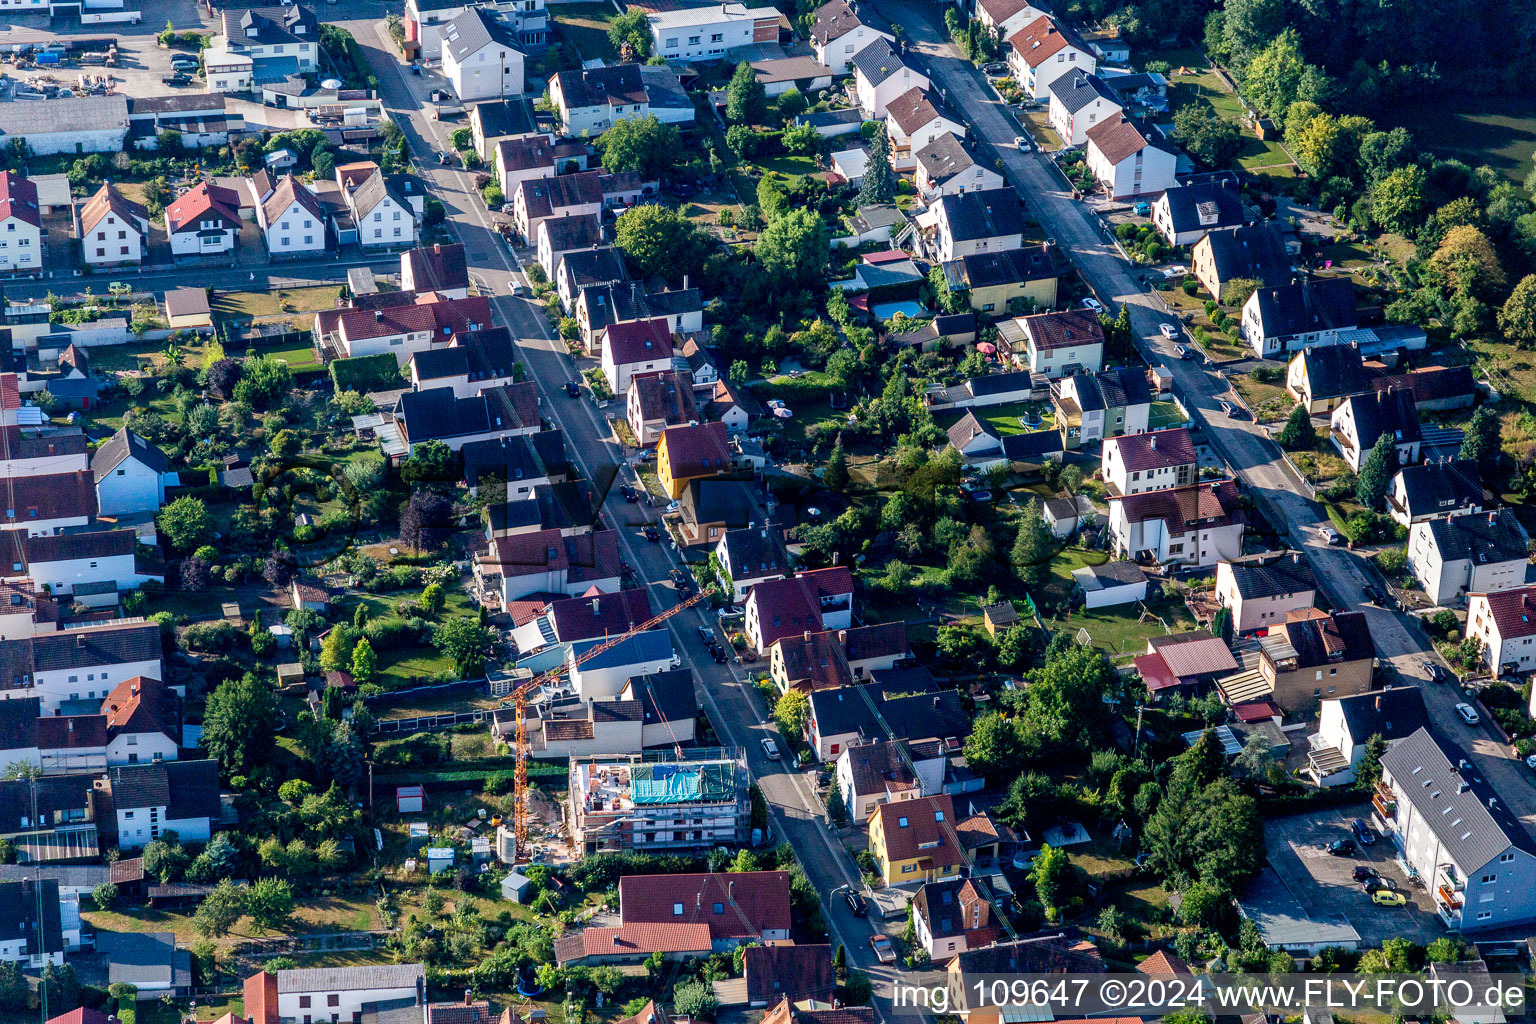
(325, 9, 902, 1006)
(880, 0, 1536, 830)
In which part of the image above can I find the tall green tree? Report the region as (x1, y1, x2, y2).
(191, 879, 249, 938)
(203, 673, 279, 777)
(596, 115, 680, 178)
(772, 688, 810, 738)
(1355, 433, 1396, 510)
(755, 207, 829, 288)
(157, 495, 212, 552)
(1030, 843, 1070, 917)
(824, 434, 849, 490)
(1352, 733, 1387, 791)
(963, 713, 1031, 780)
(1022, 645, 1119, 748)
(1499, 274, 1536, 347)
(432, 618, 494, 677)
(606, 9, 651, 59)
(614, 203, 707, 284)
(726, 61, 766, 124)
(1010, 498, 1052, 585)
(246, 877, 295, 932)
(856, 127, 895, 205)
(1276, 404, 1316, 449)
(1172, 105, 1242, 168)
(1459, 405, 1501, 479)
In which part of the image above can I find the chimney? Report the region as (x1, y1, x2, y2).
(375, 310, 383, 321)
(67, 718, 73, 733)
(1148, 434, 1156, 449)
(728, 880, 735, 904)
(592, 597, 601, 614)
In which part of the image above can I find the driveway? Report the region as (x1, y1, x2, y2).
(1265, 804, 1445, 947)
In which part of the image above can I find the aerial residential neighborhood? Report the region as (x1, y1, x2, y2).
(0, 0, 1534, 1019)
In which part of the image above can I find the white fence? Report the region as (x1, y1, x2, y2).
(81, 10, 142, 22)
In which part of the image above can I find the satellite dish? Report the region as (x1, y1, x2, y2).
(321, 78, 343, 89)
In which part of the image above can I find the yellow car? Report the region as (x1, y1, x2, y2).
(1372, 889, 1407, 907)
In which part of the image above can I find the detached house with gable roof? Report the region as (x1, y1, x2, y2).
(657, 421, 732, 499)
(109, 758, 219, 848)
(1014, 308, 1104, 378)
(1467, 585, 1536, 680)
(1085, 113, 1177, 199)
(1409, 509, 1528, 608)
(441, 7, 526, 102)
(1053, 365, 1152, 449)
(1151, 177, 1245, 246)
(851, 39, 929, 119)
(102, 676, 181, 766)
(1258, 611, 1374, 709)
(509, 170, 604, 242)
(836, 737, 944, 822)
(1378, 727, 1536, 930)
(806, 668, 967, 759)
(0, 878, 63, 967)
(884, 88, 966, 169)
(21, 619, 164, 714)
(1242, 277, 1358, 357)
(976, 0, 1049, 41)
(646, 3, 782, 62)
(1330, 387, 1421, 473)
(617, 870, 790, 950)
(769, 622, 910, 694)
(915, 134, 1004, 199)
(713, 527, 791, 603)
(92, 426, 171, 516)
(1006, 15, 1095, 100)
(923, 188, 1024, 262)
(5, 530, 160, 607)
(1102, 426, 1196, 496)
(79, 184, 149, 268)
(914, 877, 1000, 962)
(601, 318, 674, 395)
(1388, 460, 1486, 528)
(475, 529, 622, 605)
(1215, 550, 1317, 633)
(344, 171, 421, 249)
(1191, 223, 1291, 302)
(1307, 686, 1429, 787)
(549, 63, 651, 137)
(1047, 71, 1122, 147)
(401, 242, 470, 298)
(1109, 479, 1244, 568)
(251, 173, 328, 256)
(315, 293, 492, 364)
(869, 792, 963, 885)
(0, 172, 42, 273)
(743, 567, 854, 651)
(1286, 344, 1372, 415)
(809, 0, 893, 75)
(627, 371, 698, 447)
(164, 182, 241, 258)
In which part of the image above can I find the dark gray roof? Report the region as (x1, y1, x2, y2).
(914, 132, 976, 183)
(403, 242, 469, 293)
(937, 188, 1024, 242)
(628, 669, 698, 731)
(96, 930, 191, 990)
(0, 774, 94, 834)
(0, 879, 62, 956)
(1425, 509, 1528, 566)
(968, 369, 1035, 398)
(1333, 687, 1429, 745)
(850, 38, 909, 87)
(410, 327, 517, 385)
(91, 426, 169, 479)
(221, 4, 318, 47)
(461, 431, 571, 488)
(1200, 224, 1290, 288)
(808, 671, 966, 742)
(1158, 180, 1245, 234)
(471, 97, 536, 139)
(1342, 388, 1421, 451)
(401, 386, 489, 442)
(32, 622, 160, 673)
(1394, 460, 1487, 521)
(443, 7, 521, 63)
(350, 171, 420, 220)
(554, 63, 647, 109)
(1381, 727, 1536, 868)
(1297, 344, 1368, 401)
(945, 245, 1055, 290)
(1250, 278, 1357, 338)
(110, 759, 220, 820)
(1002, 430, 1064, 460)
(1224, 550, 1315, 600)
(558, 247, 629, 292)
(0, 696, 38, 751)
(798, 109, 864, 128)
(1047, 70, 1119, 114)
(719, 527, 792, 580)
(1082, 365, 1151, 411)
(486, 481, 599, 534)
(540, 214, 605, 252)
(1086, 559, 1147, 585)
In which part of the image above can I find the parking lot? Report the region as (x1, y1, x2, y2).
(1264, 804, 1446, 947)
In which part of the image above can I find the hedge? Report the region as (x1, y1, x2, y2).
(330, 353, 402, 393)
(373, 761, 564, 789)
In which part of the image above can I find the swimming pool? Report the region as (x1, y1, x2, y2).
(872, 300, 925, 320)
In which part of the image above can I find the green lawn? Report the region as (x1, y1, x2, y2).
(1388, 94, 1536, 182)
(752, 153, 820, 177)
(549, 3, 621, 63)
(252, 339, 324, 371)
(955, 401, 1056, 436)
(1153, 49, 1294, 172)
(1148, 401, 1189, 429)
(335, 588, 475, 687)
(1228, 375, 1292, 423)
(1046, 602, 1195, 659)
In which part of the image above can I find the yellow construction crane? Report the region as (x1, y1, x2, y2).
(500, 586, 713, 850)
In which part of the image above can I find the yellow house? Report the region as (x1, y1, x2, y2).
(942, 245, 1058, 317)
(657, 421, 732, 499)
(869, 793, 964, 885)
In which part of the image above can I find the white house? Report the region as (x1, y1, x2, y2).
(92, 427, 171, 516)
(809, 0, 894, 75)
(314, 293, 492, 364)
(852, 38, 929, 119)
(549, 64, 651, 137)
(345, 172, 421, 249)
(0, 172, 44, 274)
(1214, 550, 1317, 633)
(213, 4, 320, 75)
(743, 567, 854, 652)
(1150, 178, 1246, 246)
(1329, 388, 1421, 474)
(1006, 15, 1095, 101)
(1071, 559, 1148, 609)
(1307, 687, 1429, 787)
(884, 88, 965, 169)
(913, 877, 1000, 963)
(536, 213, 605, 280)
(1014, 308, 1104, 379)
(567, 630, 677, 700)
(924, 188, 1024, 263)
(110, 759, 218, 849)
(18, 620, 164, 715)
(1241, 278, 1358, 358)
(253, 174, 328, 256)
(1388, 460, 1486, 528)
(103, 676, 181, 767)
(647, 3, 782, 62)
(0, 96, 129, 158)
(79, 184, 149, 268)
(1047, 70, 1122, 147)
(1, 471, 93, 537)
(0, 430, 90, 480)
(1085, 114, 1178, 200)
(259, 963, 427, 1024)
(1109, 480, 1245, 568)
(1467, 585, 1536, 679)
(1379, 728, 1536, 931)
(8, 529, 160, 605)
(442, 7, 526, 102)
(164, 182, 242, 258)
(835, 738, 943, 822)
(600, 318, 675, 394)
(976, 0, 1048, 41)
(914, 134, 1005, 199)
(405, 0, 547, 60)
(1102, 426, 1196, 497)
(475, 529, 621, 605)
(1408, 510, 1528, 609)
(714, 527, 791, 604)
(401, 242, 470, 298)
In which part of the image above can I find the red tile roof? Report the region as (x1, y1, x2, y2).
(743, 944, 836, 1004)
(549, 588, 655, 643)
(618, 870, 792, 940)
(1008, 15, 1078, 68)
(8, 470, 95, 522)
(1137, 949, 1192, 976)
(748, 568, 854, 648)
(875, 793, 964, 869)
(80, 183, 148, 238)
(0, 172, 41, 229)
(102, 675, 181, 744)
(1086, 114, 1164, 166)
(885, 87, 950, 136)
(605, 317, 674, 366)
(1132, 651, 1181, 692)
(325, 294, 493, 344)
(1107, 427, 1196, 474)
(1, 374, 21, 412)
(47, 1012, 113, 1024)
(166, 181, 242, 234)
(661, 421, 731, 480)
(1020, 308, 1104, 352)
(1111, 479, 1242, 533)
(481, 529, 622, 584)
(36, 714, 108, 750)
(554, 922, 713, 963)
(1475, 585, 1536, 640)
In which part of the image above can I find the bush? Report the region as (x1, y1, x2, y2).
(331, 354, 402, 393)
(482, 183, 504, 209)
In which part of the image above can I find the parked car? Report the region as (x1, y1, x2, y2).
(664, 500, 681, 514)
(1319, 524, 1343, 545)
(1364, 877, 1397, 894)
(642, 525, 660, 542)
(1132, 201, 1151, 215)
(1080, 297, 1104, 312)
(1159, 323, 1179, 339)
(620, 485, 638, 503)
(1013, 135, 1030, 150)
(564, 380, 580, 397)
(1455, 703, 1480, 726)
(761, 737, 781, 760)
(1352, 865, 1377, 883)
(1363, 585, 1385, 605)
(161, 74, 189, 86)
(844, 890, 868, 916)
(1161, 264, 1189, 279)
(1372, 890, 1407, 907)
(869, 934, 897, 964)
(710, 645, 729, 664)
(1425, 660, 1452, 684)
(1327, 839, 1356, 857)
(698, 625, 714, 643)
(1351, 819, 1377, 845)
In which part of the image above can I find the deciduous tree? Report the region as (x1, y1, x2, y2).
(726, 61, 766, 124)
(596, 115, 680, 178)
(202, 672, 279, 776)
(158, 495, 212, 552)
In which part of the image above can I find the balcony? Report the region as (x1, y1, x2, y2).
(1436, 884, 1464, 909)
(1371, 782, 1396, 822)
